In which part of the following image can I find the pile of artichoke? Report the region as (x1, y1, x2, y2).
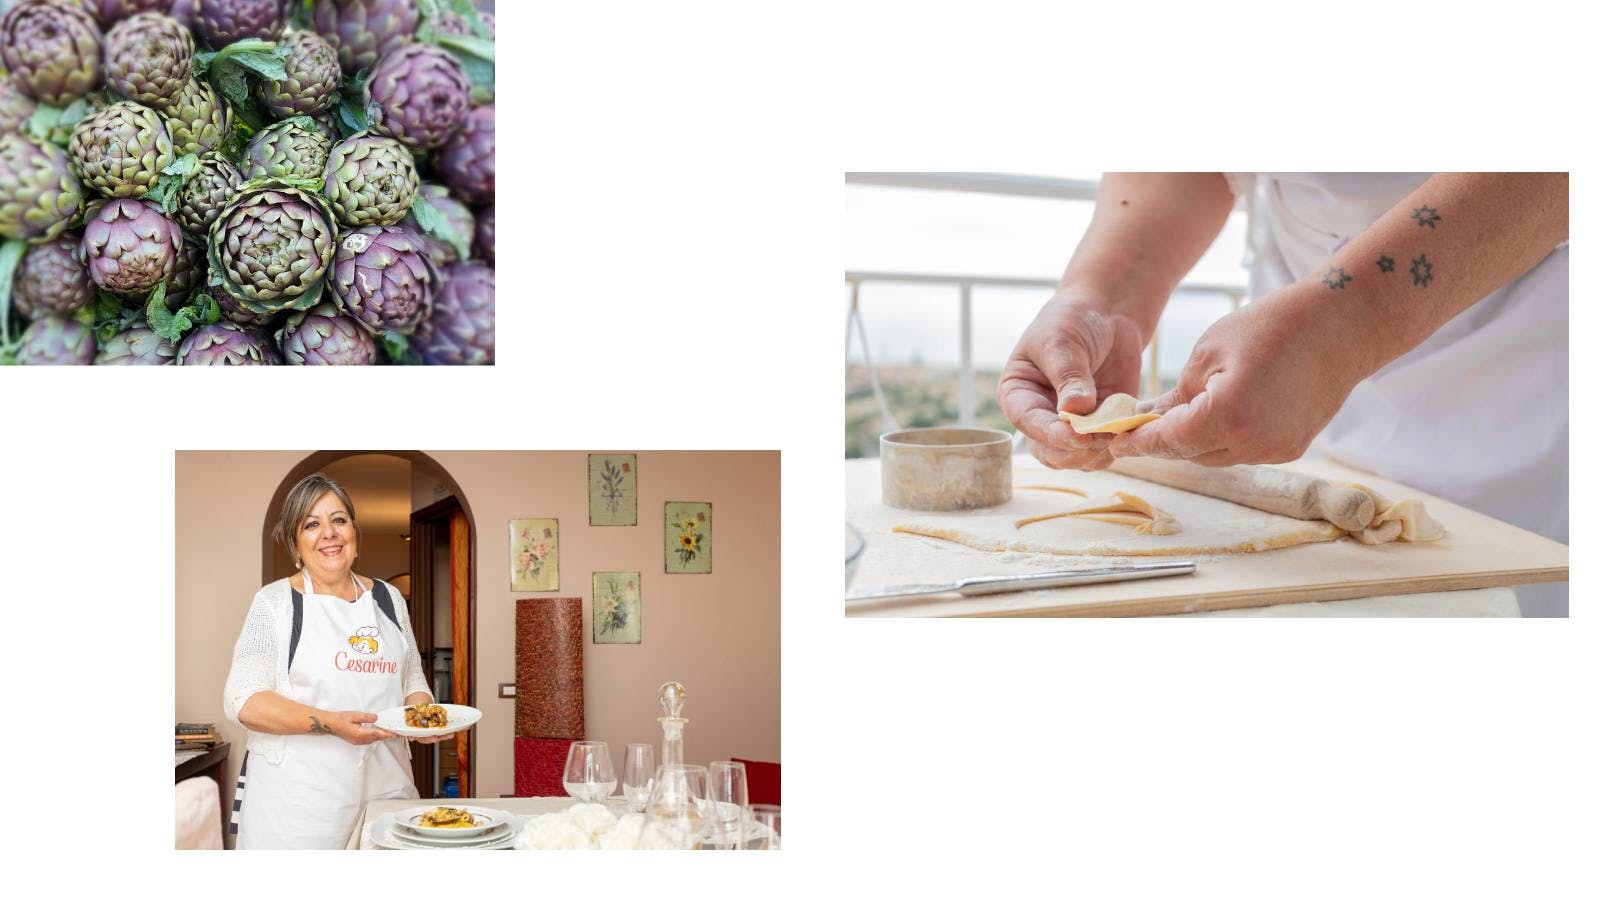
(0, 0, 494, 365)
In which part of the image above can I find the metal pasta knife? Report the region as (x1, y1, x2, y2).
(845, 561, 1197, 603)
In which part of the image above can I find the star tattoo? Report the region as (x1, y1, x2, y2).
(1377, 255, 1396, 273)
(1322, 267, 1353, 290)
(1411, 206, 1441, 228)
(1410, 254, 1434, 287)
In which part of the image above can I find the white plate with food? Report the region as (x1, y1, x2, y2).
(367, 811, 518, 850)
(373, 702, 482, 738)
(392, 805, 511, 838)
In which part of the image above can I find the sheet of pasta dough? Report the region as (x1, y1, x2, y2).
(895, 469, 1345, 557)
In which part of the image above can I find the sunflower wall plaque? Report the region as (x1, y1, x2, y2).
(509, 518, 559, 591)
(592, 571, 641, 644)
(588, 453, 637, 526)
(664, 501, 711, 574)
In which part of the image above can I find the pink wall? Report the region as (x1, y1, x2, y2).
(176, 451, 780, 840)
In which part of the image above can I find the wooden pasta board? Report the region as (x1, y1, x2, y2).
(844, 456, 1567, 617)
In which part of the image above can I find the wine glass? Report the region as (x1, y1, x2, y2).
(622, 743, 655, 813)
(747, 804, 780, 850)
(562, 741, 616, 803)
(706, 760, 749, 849)
(637, 764, 712, 849)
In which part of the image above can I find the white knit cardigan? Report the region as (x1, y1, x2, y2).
(222, 576, 432, 764)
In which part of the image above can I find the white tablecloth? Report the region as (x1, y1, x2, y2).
(350, 796, 581, 849)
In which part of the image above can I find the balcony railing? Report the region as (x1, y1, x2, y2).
(845, 271, 1246, 428)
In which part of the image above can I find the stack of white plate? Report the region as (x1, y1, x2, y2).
(367, 805, 520, 850)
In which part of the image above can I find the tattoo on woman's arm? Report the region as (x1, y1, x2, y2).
(1409, 254, 1434, 287)
(1411, 206, 1441, 228)
(308, 715, 334, 735)
(1377, 254, 1396, 273)
(1322, 267, 1353, 290)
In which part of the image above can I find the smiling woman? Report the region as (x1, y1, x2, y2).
(222, 471, 442, 849)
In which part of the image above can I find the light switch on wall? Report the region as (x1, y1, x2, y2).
(498, 683, 515, 698)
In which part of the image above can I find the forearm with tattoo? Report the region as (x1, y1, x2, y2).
(308, 715, 334, 735)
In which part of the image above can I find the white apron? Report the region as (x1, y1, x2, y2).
(236, 572, 419, 849)
(1227, 173, 1569, 615)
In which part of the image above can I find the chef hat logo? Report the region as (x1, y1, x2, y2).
(348, 626, 380, 654)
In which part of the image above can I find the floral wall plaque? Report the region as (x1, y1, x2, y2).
(510, 518, 559, 591)
(664, 501, 712, 574)
(592, 571, 641, 644)
(588, 453, 637, 526)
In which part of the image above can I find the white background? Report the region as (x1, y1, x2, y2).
(2, 0, 1593, 895)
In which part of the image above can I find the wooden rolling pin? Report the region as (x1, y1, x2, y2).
(1107, 457, 1375, 531)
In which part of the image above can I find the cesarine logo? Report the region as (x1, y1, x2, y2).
(348, 626, 381, 654)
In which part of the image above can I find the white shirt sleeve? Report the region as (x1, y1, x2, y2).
(222, 591, 278, 726)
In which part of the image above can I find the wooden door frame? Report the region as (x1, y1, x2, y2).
(410, 494, 476, 799)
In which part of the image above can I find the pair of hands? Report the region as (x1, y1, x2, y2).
(998, 286, 1374, 470)
(320, 710, 449, 746)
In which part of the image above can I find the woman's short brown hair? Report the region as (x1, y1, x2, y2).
(275, 473, 361, 567)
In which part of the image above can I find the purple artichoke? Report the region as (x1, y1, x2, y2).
(323, 132, 418, 227)
(13, 234, 94, 320)
(0, 0, 104, 107)
(438, 104, 492, 206)
(167, 238, 205, 306)
(104, 12, 194, 110)
(414, 260, 492, 365)
(176, 320, 282, 364)
(95, 324, 176, 364)
(84, 0, 172, 27)
(176, 151, 242, 234)
(169, 0, 200, 28)
(0, 77, 37, 131)
(18, 315, 96, 365)
(475, 204, 493, 265)
(162, 78, 231, 155)
(365, 42, 470, 151)
(312, 0, 419, 77)
(205, 280, 279, 327)
(404, 182, 474, 265)
(278, 300, 379, 364)
(240, 119, 330, 181)
(328, 224, 434, 334)
(195, 0, 286, 48)
(68, 100, 175, 198)
(80, 198, 184, 296)
(0, 132, 85, 242)
(260, 29, 340, 118)
(209, 185, 337, 313)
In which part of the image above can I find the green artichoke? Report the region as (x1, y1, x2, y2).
(323, 132, 418, 227)
(278, 300, 378, 365)
(176, 152, 243, 234)
(13, 233, 93, 320)
(404, 183, 474, 265)
(18, 315, 96, 365)
(0, 77, 37, 131)
(161, 78, 231, 156)
(94, 324, 176, 364)
(195, 0, 286, 48)
(306, 110, 340, 142)
(260, 29, 340, 118)
(104, 12, 194, 110)
(0, 0, 104, 107)
(176, 320, 281, 364)
(438, 104, 492, 206)
(365, 42, 470, 151)
(209, 184, 337, 314)
(68, 100, 175, 198)
(80, 198, 184, 296)
(240, 119, 330, 182)
(312, 0, 419, 77)
(0, 131, 86, 241)
(327, 224, 434, 334)
(413, 260, 493, 365)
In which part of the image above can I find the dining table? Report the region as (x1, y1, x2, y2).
(348, 796, 583, 849)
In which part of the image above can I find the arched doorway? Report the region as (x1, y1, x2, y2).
(259, 450, 477, 799)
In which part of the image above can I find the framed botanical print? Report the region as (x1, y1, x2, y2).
(664, 501, 711, 574)
(588, 453, 637, 526)
(509, 518, 559, 591)
(592, 571, 641, 644)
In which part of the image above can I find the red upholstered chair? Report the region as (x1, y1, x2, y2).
(731, 757, 780, 806)
(515, 737, 573, 796)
